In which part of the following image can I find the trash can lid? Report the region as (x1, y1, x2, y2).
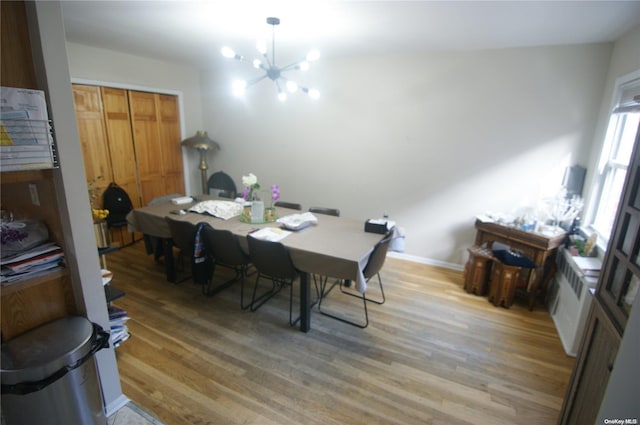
(1, 316, 94, 383)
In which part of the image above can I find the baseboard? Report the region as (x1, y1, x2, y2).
(388, 251, 464, 272)
(105, 394, 130, 417)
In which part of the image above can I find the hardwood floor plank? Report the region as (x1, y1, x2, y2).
(106, 242, 574, 424)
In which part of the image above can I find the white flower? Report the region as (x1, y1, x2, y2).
(242, 173, 257, 187)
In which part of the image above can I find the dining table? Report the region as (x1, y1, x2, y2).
(126, 197, 388, 332)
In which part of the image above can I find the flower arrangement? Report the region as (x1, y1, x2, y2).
(92, 208, 109, 222)
(241, 173, 260, 201)
(241, 173, 280, 207)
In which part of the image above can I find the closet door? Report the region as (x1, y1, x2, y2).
(129, 91, 184, 204)
(101, 87, 140, 210)
(72, 84, 113, 194)
(157, 94, 184, 196)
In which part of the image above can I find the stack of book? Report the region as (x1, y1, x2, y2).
(0, 242, 64, 285)
(572, 255, 602, 288)
(108, 305, 130, 348)
(1, 87, 56, 171)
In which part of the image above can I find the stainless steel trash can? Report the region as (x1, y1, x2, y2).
(1, 316, 109, 425)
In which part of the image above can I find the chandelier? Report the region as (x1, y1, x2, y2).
(221, 17, 320, 101)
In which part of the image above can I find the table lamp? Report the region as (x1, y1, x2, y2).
(181, 131, 221, 194)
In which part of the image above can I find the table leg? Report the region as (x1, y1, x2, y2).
(300, 271, 311, 332)
(162, 238, 176, 283)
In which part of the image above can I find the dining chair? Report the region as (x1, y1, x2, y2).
(308, 206, 340, 217)
(274, 201, 302, 211)
(144, 193, 182, 261)
(317, 233, 391, 328)
(247, 235, 300, 325)
(202, 225, 252, 308)
(164, 216, 197, 283)
(207, 171, 237, 198)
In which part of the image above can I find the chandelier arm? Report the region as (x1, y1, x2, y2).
(280, 60, 306, 72)
(246, 74, 268, 88)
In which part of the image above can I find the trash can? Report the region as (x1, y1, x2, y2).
(1, 316, 110, 425)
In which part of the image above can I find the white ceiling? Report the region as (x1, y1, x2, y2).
(61, 1, 640, 69)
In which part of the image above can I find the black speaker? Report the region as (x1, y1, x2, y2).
(563, 165, 586, 198)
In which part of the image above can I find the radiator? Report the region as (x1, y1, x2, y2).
(547, 248, 599, 357)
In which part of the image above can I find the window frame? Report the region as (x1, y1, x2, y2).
(584, 70, 640, 245)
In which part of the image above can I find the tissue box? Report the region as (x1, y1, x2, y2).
(365, 219, 388, 234)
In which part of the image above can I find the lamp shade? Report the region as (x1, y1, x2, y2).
(181, 131, 220, 151)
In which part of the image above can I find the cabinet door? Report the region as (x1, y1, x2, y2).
(597, 127, 640, 332)
(101, 87, 140, 209)
(559, 301, 621, 425)
(72, 84, 113, 194)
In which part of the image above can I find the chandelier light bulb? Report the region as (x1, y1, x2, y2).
(278, 92, 287, 102)
(286, 81, 298, 93)
(221, 46, 236, 59)
(298, 61, 310, 71)
(308, 88, 320, 100)
(306, 49, 320, 61)
(253, 59, 262, 69)
(232, 80, 247, 96)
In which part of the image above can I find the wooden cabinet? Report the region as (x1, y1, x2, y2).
(72, 85, 184, 246)
(558, 127, 640, 424)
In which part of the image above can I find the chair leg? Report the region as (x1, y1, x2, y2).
(250, 273, 281, 312)
(203, 263, 242, 297)
(317, 276, 369, 328)
(340, 273, 385, 305)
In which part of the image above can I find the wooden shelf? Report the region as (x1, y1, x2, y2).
(1, 168, 53, 184)
(0, 268, 69, 296)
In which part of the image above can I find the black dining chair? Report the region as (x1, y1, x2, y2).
(317, 233, 391, 328)
(274, 201, 302, 211)
(207, 171, 237, 198)
(164, 216, 197, 283)
(308, 206, 340, 217)
(202, 225, 252, 308)
(143, 193, 183, 262)
(247, 235, 300, 326)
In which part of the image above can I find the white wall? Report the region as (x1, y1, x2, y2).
(65, 42, 205, 195)
(201, 43, 611, 266)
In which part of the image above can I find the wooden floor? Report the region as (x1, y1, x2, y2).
(106, 241, 574, 425)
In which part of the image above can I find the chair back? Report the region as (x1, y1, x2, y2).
(274, 201, 302, 211)
(309, 207, 340, 217)
(165, 216, 197, 256)
(207, 171, 237, 198)
(247, 236, 298, 280)
(363, 235, 392, 280)
(203, 226, 249, 266)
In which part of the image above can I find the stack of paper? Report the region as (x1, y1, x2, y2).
(0, 242, 64, 285)
(0, 87, 56, 171)
(108, 305, 130, 348)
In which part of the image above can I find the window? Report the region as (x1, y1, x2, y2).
(587, 75, 640, 241)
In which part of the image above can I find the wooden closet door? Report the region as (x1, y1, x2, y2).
(157, 94, 184, 196)
(72, 85, 113, 199)
(129, 91, 184, 204)
(101, 87, 140, 209)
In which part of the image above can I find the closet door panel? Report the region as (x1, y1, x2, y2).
(72, 85, 113, 191)
(101, 87, 140, 208)
(158, 94, 184, 192)
(129, 91, 163, 176)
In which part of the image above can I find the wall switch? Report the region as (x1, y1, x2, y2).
(29, 183, 40, 206)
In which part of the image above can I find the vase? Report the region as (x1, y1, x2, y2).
(250, 201, 264, 223)
(264, 207, 276, 222)
(94, 221, 110, 248)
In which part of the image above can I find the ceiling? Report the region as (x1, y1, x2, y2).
(61, 1, 640, 69)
